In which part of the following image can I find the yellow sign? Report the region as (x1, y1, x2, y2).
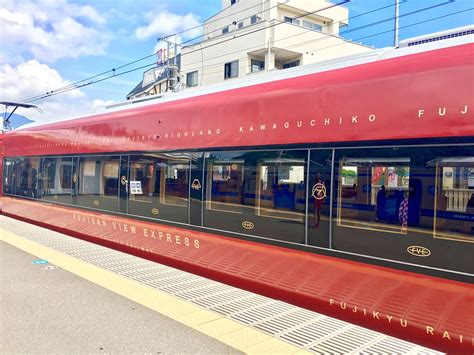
(93, 200, 100, 206)
(121, 176, 127, 186)
(72, 173, 78, 183)
(151, 208, 160, 215)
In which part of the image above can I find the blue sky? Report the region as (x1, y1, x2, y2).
(1, 0, 472, 123)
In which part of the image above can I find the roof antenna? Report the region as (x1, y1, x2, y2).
(1, 101, 43, 131)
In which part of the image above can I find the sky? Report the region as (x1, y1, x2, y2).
(0, 0, 473, 124)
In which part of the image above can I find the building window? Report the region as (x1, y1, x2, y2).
(303, 20, 322, 31)
(222, 26, 229, 34)
(283, 60, 300, 69)
(251, 59, 265, 72)
(238, 21, 244, 29)
(231, 0, 236, 4)
(250, 15, 259, 24)
(284, 16, 300, 25)
(224, 60, 239, 79)
(186, 71, 198, 87)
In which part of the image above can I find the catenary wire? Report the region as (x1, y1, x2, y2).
(186, 7, 473, 78)
(22, 0, 348, 103)
(22, 3, 469, 103)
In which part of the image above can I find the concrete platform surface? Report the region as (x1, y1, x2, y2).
(0, 241, 242, 354)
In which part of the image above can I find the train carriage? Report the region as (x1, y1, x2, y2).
(1, 36, 473, 352)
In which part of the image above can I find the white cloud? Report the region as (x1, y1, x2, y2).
(0, 0, 108, 64)
(0, 60, 113, 122)
(135, 10, 201, 41)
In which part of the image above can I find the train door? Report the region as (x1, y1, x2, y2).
(119, 155, 129, 214)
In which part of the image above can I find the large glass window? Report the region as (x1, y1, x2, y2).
(333, 146, 474, 275)
(204, 150, 307, 243)
(128, 154, 190, 223)
(433, 157, 474, 242)
(257, 158, 305, 221)
(3, 158, 16, 195)
(338, 158, 411, 234)
(15, 157, 39, 198)
(77, 156, 119, 212)
(39, 157, 72, 204)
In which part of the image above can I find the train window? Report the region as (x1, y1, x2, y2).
(257, 159, 305, 221)
(3, 158, 16, 195)
(15, 157, 40, 199)
(433, 157, 474, 242)
(128, 154, 190, 223)
(333, 146, 474, 275)
(77, 156, 119, 212)
(204, 150, 306, 244)
(207, 160, 244, 214)
(337, 157, 410, 234)
(39, 157, 72, 204)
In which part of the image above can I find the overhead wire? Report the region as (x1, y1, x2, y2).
(22, 1, 471, 103)
(182, 0, 460, 76)
(21, 0, 275, 103)
(194, 7, 474, 79)
(22, 0, 348, 103)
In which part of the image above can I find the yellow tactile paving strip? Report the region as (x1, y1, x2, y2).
(0, 228, 310, 354)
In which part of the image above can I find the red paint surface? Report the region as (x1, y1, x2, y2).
(1, 197, 473, 352)
(2, 44, 474, 157)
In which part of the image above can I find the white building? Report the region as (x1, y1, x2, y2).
(180, 0, 373, 88)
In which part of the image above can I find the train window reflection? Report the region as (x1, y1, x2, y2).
(164, 162, 189, 206)
(433, 157, 474, 242)
(338, 158, 410, 234)
(207, 161, 244, 214)
(3, 158, 16, 195)
(15, 157, 39, 198)
(40, 157, 72, 204)
(204, 150, 306, 244)
(128, 154, 190, 223)
(78, 156, 119, 212)
(257, 159, 305, 221)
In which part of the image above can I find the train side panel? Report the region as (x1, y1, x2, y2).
(2, 43, 473, 158)
(1, 197, 473, 352)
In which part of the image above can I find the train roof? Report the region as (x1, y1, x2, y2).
(15, 32, 473, 132)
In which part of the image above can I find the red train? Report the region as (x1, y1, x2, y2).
(1, 37, 473, 352)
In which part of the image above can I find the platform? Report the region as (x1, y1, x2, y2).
(0, 215, 441, 354)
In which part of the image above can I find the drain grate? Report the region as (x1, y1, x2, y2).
(1, 216, 442, 354)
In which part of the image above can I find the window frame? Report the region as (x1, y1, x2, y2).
(224, 60, 239, 79)
(186, 70, 198, 87)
